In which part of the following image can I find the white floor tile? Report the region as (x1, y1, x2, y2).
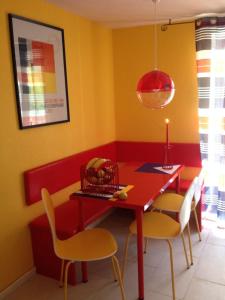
(207, 227, 225, 247)
(144, 291, 173, 300)
(184, 278, 225, 300)
(146, 253, 198, 299)
(194, 243, 225, 285)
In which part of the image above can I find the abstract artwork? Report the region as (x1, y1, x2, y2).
(8, 14, 70, 129)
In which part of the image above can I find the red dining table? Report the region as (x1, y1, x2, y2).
(70, 161, 184, 300)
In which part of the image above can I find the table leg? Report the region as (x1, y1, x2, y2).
(77, 198, 88, 283)
(136, 209, 144, 300)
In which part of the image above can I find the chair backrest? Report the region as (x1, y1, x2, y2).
(179, 177, 197, 232)
(41, 188, 58, 247)
(193, 168, 205, 207)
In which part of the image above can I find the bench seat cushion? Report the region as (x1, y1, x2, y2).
(168, 179, 192, 193)
(167, 167, 201, 193)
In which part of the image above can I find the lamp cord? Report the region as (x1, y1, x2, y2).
(153, 0, 158, 70)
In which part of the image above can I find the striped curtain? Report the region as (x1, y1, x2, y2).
(195, 17, 225, 228)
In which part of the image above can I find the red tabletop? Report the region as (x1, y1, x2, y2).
(112, 161, 183, 210)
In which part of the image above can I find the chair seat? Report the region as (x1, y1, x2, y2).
(152, 193, 196, 212)
(55, 228, 118, 261)
(129, 212, 181, 239)
(152, 193, 184, 212)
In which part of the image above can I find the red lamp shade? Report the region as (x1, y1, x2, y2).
(136, 70, 175, 109)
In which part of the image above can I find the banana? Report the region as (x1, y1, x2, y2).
(92, 158, 110, 169)
(86, 157, 100, 169)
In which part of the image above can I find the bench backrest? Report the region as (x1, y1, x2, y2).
(24, 142, 117, 205)
(24, 141, 201, 205)
(116, 141, 201, 167)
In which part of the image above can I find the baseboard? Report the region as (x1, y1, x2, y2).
(0, 268, 36, 299)
(86, 208, 115, 229)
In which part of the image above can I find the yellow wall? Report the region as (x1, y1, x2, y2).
(0, 0, 115, 291)
(113, 24, 200, 143)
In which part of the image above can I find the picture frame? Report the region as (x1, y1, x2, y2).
(8, 14, 70, 129)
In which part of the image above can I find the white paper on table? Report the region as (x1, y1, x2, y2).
(153, 164, 181, 174)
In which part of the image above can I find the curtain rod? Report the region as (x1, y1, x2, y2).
(161, 19, 194, 31)
(161, 13, 225, 31)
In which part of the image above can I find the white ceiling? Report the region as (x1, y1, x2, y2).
(47, 0, 225, 28)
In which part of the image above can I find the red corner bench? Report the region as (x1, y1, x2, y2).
(25, 141, 202, 284)
(25, 142, 117, 285)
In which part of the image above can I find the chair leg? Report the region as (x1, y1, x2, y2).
(122, 233, 132, 279)
(59, 259, 65, 287)
(181, 233, 190, 269)
(112, 256, 126, 300)
(111, 257, 117, 281)
(64, 261, 72, 300)
(187, 223, 193, 265)
(166, 240, 176, 300)
(193, 207, 202, 241)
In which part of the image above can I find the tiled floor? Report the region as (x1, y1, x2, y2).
(4, 209, 225, 300)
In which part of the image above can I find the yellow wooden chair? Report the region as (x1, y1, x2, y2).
(122, 178, 197, 300)
(152, 169, 205, 242)
(41, 188, 126, 300)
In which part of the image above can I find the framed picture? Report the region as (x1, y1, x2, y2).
(8, 14, 70, 129)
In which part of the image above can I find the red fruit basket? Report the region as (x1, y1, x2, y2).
(80, 159, 119, 195)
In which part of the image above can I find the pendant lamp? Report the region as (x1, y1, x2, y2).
(136, 0, 175, 109)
